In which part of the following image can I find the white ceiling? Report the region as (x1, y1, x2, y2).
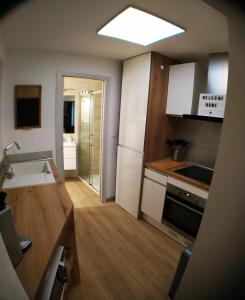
(0, 0, 228, 61)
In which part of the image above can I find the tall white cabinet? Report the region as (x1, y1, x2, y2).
(116, 52, 174, 218)
(116, 53, 151, 218)
(118, 53, 152, 152)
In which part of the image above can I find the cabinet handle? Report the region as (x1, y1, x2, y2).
(165, 195, 203, 216)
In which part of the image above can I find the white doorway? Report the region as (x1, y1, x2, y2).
(56, 73, 110, 202)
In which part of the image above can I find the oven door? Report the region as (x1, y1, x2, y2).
(162, 193, 203, 238)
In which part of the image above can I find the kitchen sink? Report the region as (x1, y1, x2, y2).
(2, 160, 55, 189)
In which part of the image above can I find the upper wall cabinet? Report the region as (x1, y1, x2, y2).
(166, 63, 207, 116)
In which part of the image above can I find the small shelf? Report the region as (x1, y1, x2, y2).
(183, 114, 223, 123)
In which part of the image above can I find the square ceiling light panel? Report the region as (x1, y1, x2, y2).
(98, 7, 185, 46)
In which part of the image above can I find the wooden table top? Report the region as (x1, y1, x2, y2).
(2, 160, 74, 299)
(146, 159, 210, 191)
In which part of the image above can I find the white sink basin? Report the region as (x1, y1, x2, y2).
(2, 160, 56, 189)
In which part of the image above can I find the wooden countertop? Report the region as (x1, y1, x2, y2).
(146, 159, 210, 191)
(2, 160, 74, 299)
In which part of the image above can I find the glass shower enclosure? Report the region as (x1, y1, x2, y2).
(78, 89, 102, 192)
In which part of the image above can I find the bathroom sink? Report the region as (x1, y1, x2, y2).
(2, 160, 56, 189)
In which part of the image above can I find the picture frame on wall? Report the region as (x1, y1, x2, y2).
(15, 85, 41, 129)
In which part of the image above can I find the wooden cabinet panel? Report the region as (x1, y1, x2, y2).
(144, 52, 176, 163)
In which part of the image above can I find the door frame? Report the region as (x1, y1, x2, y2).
(55, 71, 111, 202)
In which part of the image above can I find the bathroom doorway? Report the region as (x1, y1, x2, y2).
(63, 76, 104, 194)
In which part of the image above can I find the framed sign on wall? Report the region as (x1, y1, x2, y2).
(15, 85, 41, 129)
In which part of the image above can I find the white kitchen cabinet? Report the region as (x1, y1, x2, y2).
(141, 169, 167, 223)
(116, 53, 151, 218)
(166, 62, 206, 116)
(118, 53, 151, 152)
(63, 144, 76, 170)
(116, 146, 143, 218)
(144, 168, 168, 185)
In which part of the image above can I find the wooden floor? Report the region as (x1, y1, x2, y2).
(66, 180, 183, 300)
(65, 178, 102, 208)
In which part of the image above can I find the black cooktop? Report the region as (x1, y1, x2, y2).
(174, 165, 213, 185)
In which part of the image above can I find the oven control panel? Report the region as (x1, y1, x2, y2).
(166, 183, 206, 211)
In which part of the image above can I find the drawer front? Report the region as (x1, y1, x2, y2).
(64, 147, 76, 158)
(64, 158, 76, 170)
(144, 168, 167, 185)
(141, 178, 166, 223)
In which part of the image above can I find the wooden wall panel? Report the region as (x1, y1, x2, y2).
(144, 52, 177, 163)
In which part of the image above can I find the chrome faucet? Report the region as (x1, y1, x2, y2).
(4, 167, 15, 179)
(3, 142, 21, 158)
(3, 142, 21, 179)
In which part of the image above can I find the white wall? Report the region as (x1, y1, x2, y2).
(2, 50, 122, 198)
(176, 2, 245, 300)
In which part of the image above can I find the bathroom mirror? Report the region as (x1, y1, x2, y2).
(64, 100, 75, 133)
(15, 85, 41, 129)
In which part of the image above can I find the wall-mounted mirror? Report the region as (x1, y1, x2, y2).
(64, 100, 75, 133)
(15, 85, 41, 129)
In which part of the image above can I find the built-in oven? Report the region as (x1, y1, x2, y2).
(162, 183, 206, 239)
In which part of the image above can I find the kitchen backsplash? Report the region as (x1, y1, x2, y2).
(171, 118, 222, 168)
